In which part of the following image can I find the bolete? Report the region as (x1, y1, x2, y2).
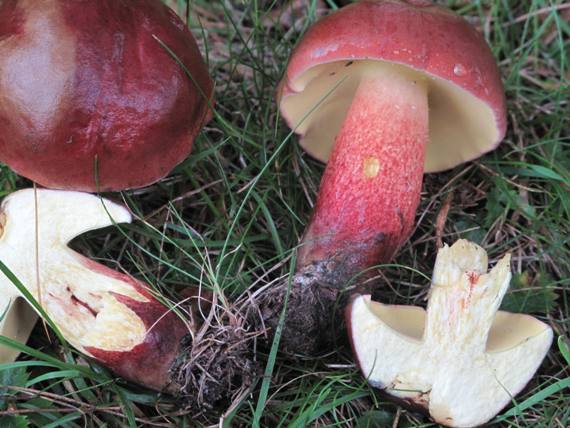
(266, 0, 507, 353)
(347, 240, 553, 427)
(0, 189, 189, 392)
(0, 189, 256, 408)
(0, 0, 213, 192)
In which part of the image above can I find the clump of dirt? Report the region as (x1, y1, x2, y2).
(256, 257, 366, 356)
(169, 298, 259, 416)
(258, 277, 335, 355)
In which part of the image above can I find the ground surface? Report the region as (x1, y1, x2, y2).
(0, 0, 569, 427)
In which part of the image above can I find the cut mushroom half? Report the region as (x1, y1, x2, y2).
(0, 189, 188, 392)
(347, 240, 553, 428)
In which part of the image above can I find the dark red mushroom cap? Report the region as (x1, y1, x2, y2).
(0, 0, 213, 192)
(278, 0, 506, 172)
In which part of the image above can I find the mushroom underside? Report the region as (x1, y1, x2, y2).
(280, 60, 500, 172)
(363, 300, 551, 353)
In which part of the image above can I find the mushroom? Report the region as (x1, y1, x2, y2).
(266, 0, 506, 353)
(0, 0, 213, 191)
(347, 240, 553, 428)
(0, 189, 189, 392)
(0, 222, 38, 363)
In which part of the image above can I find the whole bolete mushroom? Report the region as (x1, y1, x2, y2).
(264, 0, 507, 354)
(0, 0, 213, 192)
(347, 240, 553, 427)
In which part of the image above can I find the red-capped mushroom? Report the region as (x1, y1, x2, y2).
(267, 0, 507, 354)
(0, 0, 213, 192)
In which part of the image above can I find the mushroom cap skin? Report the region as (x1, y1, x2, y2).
(0, 0, 213, 192)
(346, 240, 553, 428)
(278, 0, 507, 172)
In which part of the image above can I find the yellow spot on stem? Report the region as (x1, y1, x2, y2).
(363, 157, 380, 178)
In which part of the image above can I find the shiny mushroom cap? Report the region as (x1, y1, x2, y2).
(278, 0, 506, 172)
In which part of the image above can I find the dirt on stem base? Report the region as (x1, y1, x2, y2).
(257, 257, 370, 356)
(169, 304, 258, 416)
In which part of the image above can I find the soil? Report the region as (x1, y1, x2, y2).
(257, 257, 368, 355)
(169, 305, 258, 416)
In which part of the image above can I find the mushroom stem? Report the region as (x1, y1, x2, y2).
(0, 189, 187, 392)
(0, 297, 38, 363)
(424, 241, 511, 354)
(260, 67, 430, 355)
(297, 66, 429, 286)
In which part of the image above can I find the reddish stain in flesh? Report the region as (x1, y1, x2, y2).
(461, 271, 481, 309)
(69, 293, 98, 318)
(467, 271, 480, 287)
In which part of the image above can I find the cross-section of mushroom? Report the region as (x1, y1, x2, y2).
(347, 240, 553, 428)
(0, 189, 188, 392)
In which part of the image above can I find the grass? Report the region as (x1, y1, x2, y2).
(0, 0, 569, 426)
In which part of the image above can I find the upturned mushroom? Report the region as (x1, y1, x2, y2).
(347, 240, 553, 428)
(0, 0, 213, 191)
(0, 189, 189, 392)
(264, 0, 507, 353)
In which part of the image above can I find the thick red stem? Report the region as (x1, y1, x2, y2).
(297, 69, 428, 283)
(77, 257, 188, 392)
